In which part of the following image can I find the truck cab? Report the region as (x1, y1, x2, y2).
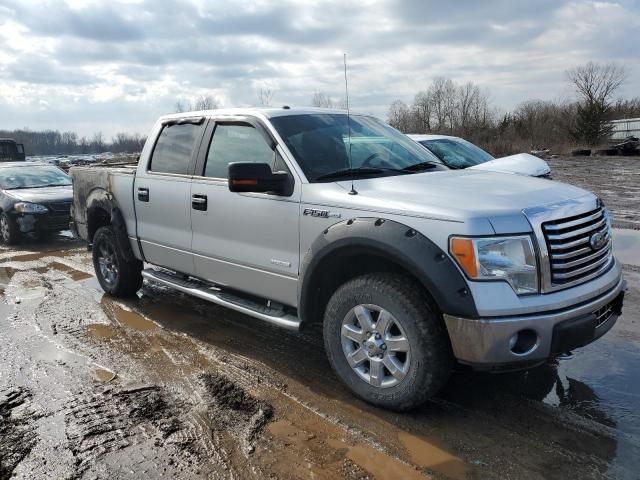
(70, 108, 625, 411)
(0, 139, 26, 162)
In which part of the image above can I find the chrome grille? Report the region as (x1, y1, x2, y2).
(542, 206, 613, 287)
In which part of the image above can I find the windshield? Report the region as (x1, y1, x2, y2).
(0, 165, 71, 190)
(270, 114, 444, 182)
(419, 138, 494, 168)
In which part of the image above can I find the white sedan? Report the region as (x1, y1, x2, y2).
(409, 134, 551, 178)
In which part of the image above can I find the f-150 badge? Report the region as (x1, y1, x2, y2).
(303, 208, 341, 218)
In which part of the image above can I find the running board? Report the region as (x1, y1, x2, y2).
(141, 269, 301, 331)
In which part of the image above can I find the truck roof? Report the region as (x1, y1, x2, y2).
(157, 106, 364, 122)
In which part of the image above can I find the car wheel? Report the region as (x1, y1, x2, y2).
(323, 273, 452, 411)
(92, 226, 143, 297)
(0, 213, 20, 245)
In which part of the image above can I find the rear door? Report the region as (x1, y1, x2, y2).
(134, 118, 205, 275)
(190, 118, 301, 306)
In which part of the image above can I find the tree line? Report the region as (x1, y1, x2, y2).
(387, 62, 639, 155)
(0, 129, 146, 156)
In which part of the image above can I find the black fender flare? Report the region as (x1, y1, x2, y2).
(298, 217, 478, 325)
(87, 196, 138, 263)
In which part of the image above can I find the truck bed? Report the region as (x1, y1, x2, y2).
(70, 164, 137, 242)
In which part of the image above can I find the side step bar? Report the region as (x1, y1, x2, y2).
(141, 269, 301, 331)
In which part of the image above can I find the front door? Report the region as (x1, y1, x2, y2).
(134, 119, 205, 275)
(190, 120, 301, 306)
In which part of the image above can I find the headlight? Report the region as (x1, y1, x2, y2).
(15, 202, 48, 214)
(450, 235, 538, 295)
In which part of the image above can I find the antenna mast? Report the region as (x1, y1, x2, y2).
(344, 53, 357, 195)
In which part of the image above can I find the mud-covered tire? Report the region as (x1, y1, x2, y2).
(323, 273, 452, 411)
(0, 213, 20, 245)
(92, 226, 143, 297)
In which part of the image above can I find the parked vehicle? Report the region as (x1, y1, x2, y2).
(0, 139, 26, 162)
(70, 108, 624, 410)
(0, 162, 73, 244)
(409, 134, 551, 178)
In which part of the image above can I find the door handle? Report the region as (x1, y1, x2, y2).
(192, 194, 207, 211)
(137, 187, 149, 202)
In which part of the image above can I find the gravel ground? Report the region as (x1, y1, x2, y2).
(547, 155, 640, 230)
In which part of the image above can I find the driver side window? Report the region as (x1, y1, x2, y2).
(204, 124, 282, 179)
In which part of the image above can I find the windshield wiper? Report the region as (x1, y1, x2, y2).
(314, 167, 408, 182)
(401, 162, 439, 172)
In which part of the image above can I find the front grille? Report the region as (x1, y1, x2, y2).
(46, 201, 72, 213)
(542, 206, 613, 287)
(44, 201, 71, 230)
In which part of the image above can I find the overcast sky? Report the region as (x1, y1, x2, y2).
(0, 0, 639, 139)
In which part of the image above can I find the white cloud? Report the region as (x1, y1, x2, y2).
(0, 0, 637, 138)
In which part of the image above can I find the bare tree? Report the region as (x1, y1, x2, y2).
(174, 95, 218, 112)
(258, 88, 274, 106)
(174, 99, 187, 113)
(413, 91, 432, 133)
(192, 95, 218, 111)
(567, 62, 627, 145)
(387, 100, 414, 132)
(311, 92, 334, 108)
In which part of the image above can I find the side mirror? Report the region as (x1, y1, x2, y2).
(228, 162, 293, 196)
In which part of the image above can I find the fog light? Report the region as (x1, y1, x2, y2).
(509, 329, 538, 355)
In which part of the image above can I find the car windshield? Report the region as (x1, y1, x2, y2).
(420, 138, 494, 168)
(270, 114, 444, 182)
(0, 165, 71, 190)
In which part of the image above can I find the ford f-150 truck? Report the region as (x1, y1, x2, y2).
(70, 108, 625, 411)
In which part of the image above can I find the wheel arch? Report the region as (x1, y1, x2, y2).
(298, 217, 478, 327)
(86, 190, 137, 262)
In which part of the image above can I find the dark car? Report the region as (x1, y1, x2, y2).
(0, 139, 26, 162)
(0, 162, 73, 244)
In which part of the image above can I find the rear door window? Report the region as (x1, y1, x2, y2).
(150, 123, 203, 175)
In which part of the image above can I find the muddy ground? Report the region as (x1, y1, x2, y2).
(547, 155, 640, 230)
(1, 159, 640, 479)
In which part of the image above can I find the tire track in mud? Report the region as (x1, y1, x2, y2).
(1, 251, 290, 479)
(5, 244, 639, 479)
(0, 388, 39, 479)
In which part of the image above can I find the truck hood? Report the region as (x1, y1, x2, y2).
(6, 185, 73, 204)
(327, 170, 591, 222)
(469, 153, 551, 177)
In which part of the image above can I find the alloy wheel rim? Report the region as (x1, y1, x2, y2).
(340, 304, 411, 388)
(0, 217, 9, 242)
(97, 242, 118, 285)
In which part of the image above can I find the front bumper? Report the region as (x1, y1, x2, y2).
(443, 275, 626, 368)
(14, 211, 70, 234)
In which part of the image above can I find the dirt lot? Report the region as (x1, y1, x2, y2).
(547, 155, 640, 230)
(1, 159, 639, 479)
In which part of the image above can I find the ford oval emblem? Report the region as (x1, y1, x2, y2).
(589, 231, 608, 251)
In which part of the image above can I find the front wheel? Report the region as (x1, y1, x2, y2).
(0, 213, 20, 245)
(92, 226, 143, 297)
(323, 273, 452, 411)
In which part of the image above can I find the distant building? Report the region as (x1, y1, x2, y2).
(610, 118, 640, 140)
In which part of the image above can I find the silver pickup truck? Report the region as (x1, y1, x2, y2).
(70, 107, 625, 410)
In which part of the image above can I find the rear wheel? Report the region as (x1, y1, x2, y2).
(0, 213, 20, 245)
(323, 273, 452, 411)
(92, 226, 143, 297)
